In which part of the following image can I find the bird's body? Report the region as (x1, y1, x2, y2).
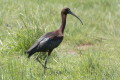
(27, 30, 63, 58)
(27, 8, 83, 71)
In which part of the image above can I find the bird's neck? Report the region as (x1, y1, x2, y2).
(60, 13, 67, 34)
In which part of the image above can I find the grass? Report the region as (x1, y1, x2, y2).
(0, 0, 120, 80)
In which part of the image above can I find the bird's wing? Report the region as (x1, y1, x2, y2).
(27, 32, 51, 52)
(37, 35, 63, 50)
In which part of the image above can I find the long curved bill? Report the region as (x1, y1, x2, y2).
(68, 10, 83, 25)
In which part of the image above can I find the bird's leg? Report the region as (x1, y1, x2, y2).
(36, 54, 44, 67)
(43, 49, 53, 73)
(43, 55, 49, 74)
(44, 49, 53, 68)
(44, 55, 49, 68)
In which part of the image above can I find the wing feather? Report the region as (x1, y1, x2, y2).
(27, 32, 51, 52)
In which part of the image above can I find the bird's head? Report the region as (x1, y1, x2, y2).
(61, 8, 83, 25)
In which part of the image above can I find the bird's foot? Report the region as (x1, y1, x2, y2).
(42, 65, 51, 69)
(43, 66, 52, 74)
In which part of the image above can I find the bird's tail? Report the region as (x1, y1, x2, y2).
(27, 47, 38, 58)
(27, 51, 34, 58)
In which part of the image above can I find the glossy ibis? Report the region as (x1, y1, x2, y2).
(27, 8, 83, 70)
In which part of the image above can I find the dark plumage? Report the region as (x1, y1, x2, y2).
(27, 31, 63, 58)
(27, 8, 83, 71)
